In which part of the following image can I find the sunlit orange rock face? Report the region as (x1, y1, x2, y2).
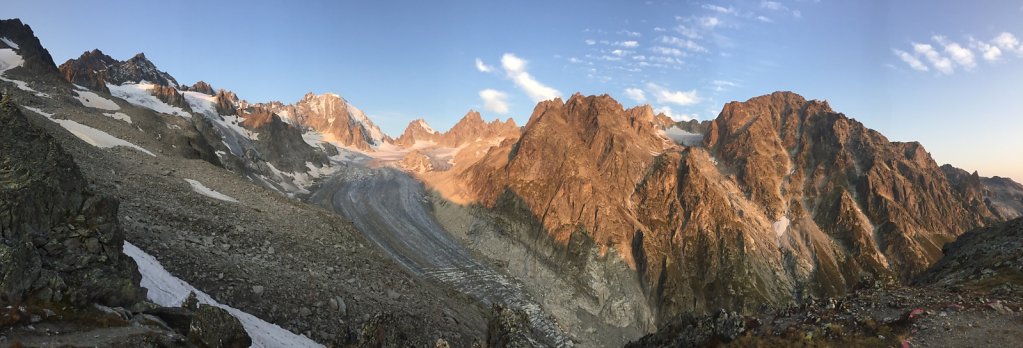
(454, 91, 1019, 320)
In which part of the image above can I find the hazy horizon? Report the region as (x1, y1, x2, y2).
(7, 0, 1022, 181)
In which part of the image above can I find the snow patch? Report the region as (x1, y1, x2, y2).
(182, 91, 259, 141)
(103, 112, 133, 124)
(107, 82, 190, 118)
(0, 48, 22, 71)
(74, 90, 120, 110)
(0, 37, 19, 50)
(23, 106, 155, 156)
(773, 216, 790, 237)
(184, 179, 238, 203)
(660, 127, 704, 146)
(0, 48, 48, 97)
(122, 242, 321, 348)
(416, 119, 437, 134)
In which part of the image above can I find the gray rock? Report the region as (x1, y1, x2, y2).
(252, 285, 265, 297)
(188, 304, 251, 348)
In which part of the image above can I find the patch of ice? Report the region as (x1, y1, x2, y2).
(773, 216, 790, 237)
(0, 37, 19, 50)
(182, 91, 258, 141)
(660, 126, 704, 146)
(23, 106, 155, 156)
(74, 90, 120, 110)
(0, 48, 48, 97)
(103, 112, 133, 124)
(122, 242, 322, 348)
(72, 84, 88, 90)
(107, 82, 191, 118)
(416, 119, 437, 134)
(0, 48, 21, 72)
(184, 179, 238, 202)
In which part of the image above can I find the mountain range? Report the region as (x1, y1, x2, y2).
(2, 17, 1022, 347)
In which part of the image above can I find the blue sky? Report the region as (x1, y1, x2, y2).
(8, 0, 1023, 181)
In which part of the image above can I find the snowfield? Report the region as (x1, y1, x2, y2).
(184, 179, 239, 203)
(0, 47, 49, 97)
(23, 106, 156, 157)
(74, 89, 120, 110)
(107, 82, 191, 117)
(103, 112, 133, 124)
(123, 242, 322, 348)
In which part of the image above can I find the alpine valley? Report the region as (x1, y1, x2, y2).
(2, 16, 1023, 348)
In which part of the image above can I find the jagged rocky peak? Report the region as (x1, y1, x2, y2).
(186, 80, 215, 95)
(58, 49, 179, 94)
(393, 118, 440, 147)
(0, 18, 59, 76)
(215, 89, 239, 115)
(262, 92, 386, 150)
(440, 109, 519, 147)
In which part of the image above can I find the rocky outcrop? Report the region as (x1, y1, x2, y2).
(393, 118, 442, 147)
(262, 93, 387, 150)
(150, 83, 192, 111)
(917, 217, 1023, 296)
(188, 304, 252, 348)
(486, 304, 535, 348)
(0, 19, 59, 76)
(437, 110, 518, 147)
(58, 50, 179, 93)
(1, 98, 143, 307)
(236, 105, 329, 172)
(186, 80, 215, 95)
(214, 89, 238, 116)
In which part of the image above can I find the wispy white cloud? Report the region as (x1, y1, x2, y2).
(761, 1, 783, 10)
(933, 36, 975, 70)
(475, 58, 493, 73)
(501, 53, 562, 102)
(660, 36, 707, 53)
(913, 42, 954, 74)
(993, 32, 1019, 51)
(618, 30, 642, 37)
(710, 80, 739, 91)
(654, 106, 695, 121)
(699, 16, 721, 28)
(647, 82, 700, 106)
(585, 39, 597, 45)
(757, 16, 773, 23)
(479, 89, 509, 114)
(971, 37, 1002, 61)
(624, 87, 646, 103)
(893, 49, 929, 71)
(651, 46, 684, 57)
(702, 4, 736, 15)
(619, 40, 640, 48)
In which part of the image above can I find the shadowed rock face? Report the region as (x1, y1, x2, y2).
(0, 19, 59, 76)
(236, 106, 329, 172)
(186, 80, 215, 95)
(917, 216, 1023, 296)
(459, 91, 1023, 321)
(0, 98, 143, 307)
(58, 50, 179, 94)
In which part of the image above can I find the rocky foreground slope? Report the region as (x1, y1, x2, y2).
(630, 217, 1023, 347)
(0, 92, 259, 347)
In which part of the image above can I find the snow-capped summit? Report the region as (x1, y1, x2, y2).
(263, 92, 388, 150)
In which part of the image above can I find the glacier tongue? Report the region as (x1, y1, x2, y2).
(123, 242, 322, 348)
